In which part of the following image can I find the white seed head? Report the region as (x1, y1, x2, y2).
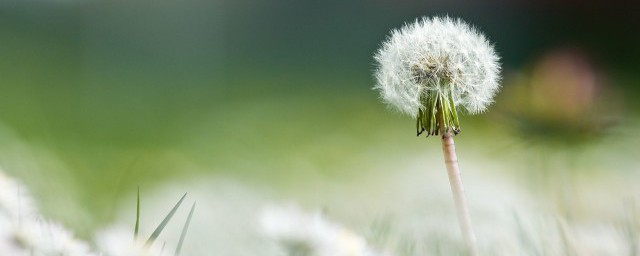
(374, 16, 501, 118)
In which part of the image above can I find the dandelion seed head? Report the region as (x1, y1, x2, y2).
(374, 16, 501, 134)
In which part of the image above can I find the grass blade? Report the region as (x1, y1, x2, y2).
(134, 186, 141, 239)
(175, 202, 196, 256)
(145, 192, 187, 247)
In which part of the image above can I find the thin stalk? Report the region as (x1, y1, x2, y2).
(437, 107, 478, 256)
(175, 202, 196, 256)
(135, 186, 140, 240)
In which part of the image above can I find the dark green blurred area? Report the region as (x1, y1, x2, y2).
(1, 0, 639, 235)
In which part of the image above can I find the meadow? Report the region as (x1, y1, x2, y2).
(1, 1, 639, 255)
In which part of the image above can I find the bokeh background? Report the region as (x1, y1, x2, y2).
(1, 0, 640, 254)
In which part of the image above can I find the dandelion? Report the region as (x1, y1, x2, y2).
(373, 16, 501, 255)
(374, 16, 500, 136)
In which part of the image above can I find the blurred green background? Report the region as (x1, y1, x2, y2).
(1, 0, 639, 238)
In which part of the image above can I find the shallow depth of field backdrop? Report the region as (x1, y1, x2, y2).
(1, 0, 640, 254)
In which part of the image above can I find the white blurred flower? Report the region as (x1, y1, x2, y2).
(95, 226, 166, 256)
(374, 16, 500, 135)
(25, 221, 94, 256)
(0, 168, 95, 256)
(0, 170, 37, 219)
(260, 205, 383, 256)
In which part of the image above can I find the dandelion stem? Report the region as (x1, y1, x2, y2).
(437, 106, 478, 256)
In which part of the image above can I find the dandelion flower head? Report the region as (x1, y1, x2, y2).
(374, 16, 501, 136)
